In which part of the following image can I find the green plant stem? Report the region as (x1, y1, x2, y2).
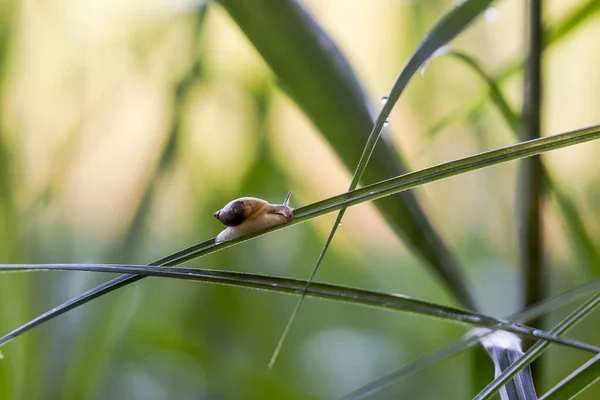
(520, 0, 544, 386)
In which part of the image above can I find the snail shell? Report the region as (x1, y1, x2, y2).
(214, 191, 293, 243)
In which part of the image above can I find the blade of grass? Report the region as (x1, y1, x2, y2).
(0, 123, 599, 350)
(522, 0, 545, 303)
(269, 0, 495, 368)
(539, 353, 600, 400)
(520, 0, 544, 385)
(219, 0, 479, 310)
(473, 291, 600, 400)
(547, 0, 600, 46)
(1, 263, 600, 356)
(444, 50, 520, 132)
(342, 278, 600, 400)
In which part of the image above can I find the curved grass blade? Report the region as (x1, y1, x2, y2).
(547, 0, 600, 47)
(444, 50, 520, 132)
(1, 263, 600, 356)
(473, 292, 600, 400)
(219, 0, 479, 311)
(0, 124, 599, 349)
(539, 353, 600, 400)
(268, 0, 495, 368)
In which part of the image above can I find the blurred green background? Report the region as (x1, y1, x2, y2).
(1, 0, 600, 399)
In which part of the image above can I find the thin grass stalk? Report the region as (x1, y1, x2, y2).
(520, 0, 544, 386)
(0, 263, 600, 356)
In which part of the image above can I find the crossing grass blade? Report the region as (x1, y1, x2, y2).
(0, 123, 599, 351)
(267, 0, 496, 368)
(0, 263, 600, 356)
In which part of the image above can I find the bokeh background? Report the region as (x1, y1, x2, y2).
(1, 0, 600, 399)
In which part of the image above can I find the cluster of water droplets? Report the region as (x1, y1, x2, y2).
(381, 97, 390, 126)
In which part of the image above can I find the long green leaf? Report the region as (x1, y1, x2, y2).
(343, 278, 600, 400)
(0, 124, 599, 349)
(218, 0, 481, 309)
(269, 0, 495, 367)
(473, 291, 600, 400)
(520, 6, 544, 382)
(0, 263, 599, 356)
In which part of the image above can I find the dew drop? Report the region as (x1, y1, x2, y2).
(338, 222, 343, 227)
(381, 96, 388, 104)
(383, 118, 390, 127)
(484, 7, 499, 22)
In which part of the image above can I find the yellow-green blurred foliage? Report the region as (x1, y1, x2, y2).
(1, 0, 600, 399)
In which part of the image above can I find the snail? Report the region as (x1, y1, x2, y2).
(213, 191, 294, 243)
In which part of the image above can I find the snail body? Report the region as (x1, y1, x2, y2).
(213, 191, 293, 243)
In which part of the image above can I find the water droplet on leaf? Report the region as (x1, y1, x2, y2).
(484, 7, 499, 22)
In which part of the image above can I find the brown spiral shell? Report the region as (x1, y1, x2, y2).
(213, 198, 270, 227)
